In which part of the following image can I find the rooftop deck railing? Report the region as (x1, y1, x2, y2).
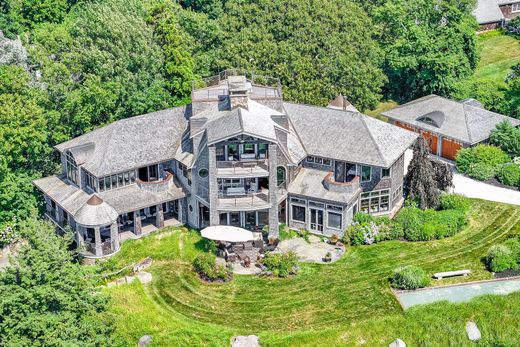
(191, 69, 283, 101)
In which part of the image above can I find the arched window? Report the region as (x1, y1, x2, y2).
(277, 166, 286, 187)
(417, 116, 439, 127)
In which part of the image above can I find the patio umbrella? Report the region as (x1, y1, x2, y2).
(200, 225, 255, 243)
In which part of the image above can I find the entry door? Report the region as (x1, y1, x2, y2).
(310, 209, 324, 232)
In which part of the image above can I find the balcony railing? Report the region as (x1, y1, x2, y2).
(136, 172, 174, 193)
(217, 189, 271, 210)
(216, 159, 269, 177)
(323, 173, 361, 195)
(191, 69, 282, 101)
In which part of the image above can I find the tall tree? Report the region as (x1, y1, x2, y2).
(405, 138, 440, 209)
(0, 66, 58, 231)
(0, 220, 112, 346)
(371, 0, 478, 102)
(149, 1, 197, 105)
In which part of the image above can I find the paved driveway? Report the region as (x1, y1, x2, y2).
(404, 149, 520, 206)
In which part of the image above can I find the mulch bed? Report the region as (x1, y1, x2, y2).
(494, 269, 520, 279)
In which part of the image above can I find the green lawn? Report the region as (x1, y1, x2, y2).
(103, 200, 520, 346)
(474, 31, 520, 83)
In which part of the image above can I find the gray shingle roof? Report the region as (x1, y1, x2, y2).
(55, 107, 188, 177)
(283, 103, 418, 168)
(33, 175, 186, 217)
(288, 168, 357, 204)
(382, 95, 520, 144)
(192, 98, 287, 145)
(473, 0, 504, 24)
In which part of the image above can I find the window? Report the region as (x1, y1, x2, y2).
(198, 168, 209, 178)
(327, 212, 342, 229)
(258, 143, 268, 159)
(392, 185, 403, 200)
(418, 116, 439, 127)
(98, 169, 136, 192)
(309, 201, 325, 208)
(360, 189, 391, 213)
(290, 197, 306, 204)
(65, 151, 79, 185)
(277, 166, 286, 187)
(306, 156, 332, 166)
(216, 145, 225, 161)
(84, 169, 97, 192)
(361, 166, 372, 182)
(243, 143, 255, 155)
(382, 168, 391, 178)
(513, 3, 520, 12)
(292, 205, 306, 222)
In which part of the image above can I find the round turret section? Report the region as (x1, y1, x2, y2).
(74, 195, 118, 227)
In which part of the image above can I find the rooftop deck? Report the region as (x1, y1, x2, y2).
(192, 69, 282, 102)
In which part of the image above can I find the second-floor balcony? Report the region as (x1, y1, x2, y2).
(323, 172, 361, 195)
(216, 160, 269, 178)
(217, 188, 272, 211)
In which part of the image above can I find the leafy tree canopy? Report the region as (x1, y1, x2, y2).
(0, 220, 112, 346)
(371, 0, 478, 102)
(30, 0, 171, 138)
(214, 0, 386, 110)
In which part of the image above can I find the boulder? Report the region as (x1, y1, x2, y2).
(138, 335, 152, 347)
(137, 271, 153, 284)
(231, 335, 260, 347)
(466, 321, 481, 341)
(389, 338, 406, 347)
(133, 257, 153, 272)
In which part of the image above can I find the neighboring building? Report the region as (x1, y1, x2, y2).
(34, 70, 417, 258)
(474, 0, 520, 30)
(382, 95, 520, 161)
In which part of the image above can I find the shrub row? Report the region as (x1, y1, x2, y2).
(343, 194, 469, 245)
(193, 253, 232, 282)
(456, 143, 520, 187)
(486, 237, 520, 273)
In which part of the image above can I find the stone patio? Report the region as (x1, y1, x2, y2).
(277, 235, 345, 263)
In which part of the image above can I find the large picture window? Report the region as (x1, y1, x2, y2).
(65, 151, 79, 185)
(360, 189, 390, 213)
(291, 205, 306, 222)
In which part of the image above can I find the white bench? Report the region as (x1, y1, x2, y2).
(433, 269, 471, 279)
(226, 187, 246, 196)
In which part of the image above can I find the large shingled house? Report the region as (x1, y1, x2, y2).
(34, 71, 417, 258)
(383, 95, 520, 161)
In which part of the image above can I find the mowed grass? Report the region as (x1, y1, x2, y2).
(104, 200, 520, 346)
(474, 31, 520, 82)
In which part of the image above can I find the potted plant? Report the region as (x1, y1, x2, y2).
(323, 251, 332, 262)
(329, 234, 339, 245)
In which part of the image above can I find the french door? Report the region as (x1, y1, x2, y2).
(310, 208, 324, 232)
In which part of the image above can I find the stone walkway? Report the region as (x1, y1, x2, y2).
(277, 235, 344, 263)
